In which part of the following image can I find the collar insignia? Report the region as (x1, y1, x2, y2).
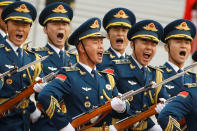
(176, 22, 190, 31)
(52, 5, 67, 13)
(143, 23, 158, 32)
(48, 66, 57, 71)
(114, 10, 128, 18)
(15, 4, 30, 13)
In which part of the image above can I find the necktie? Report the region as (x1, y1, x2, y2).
(177, 69, 184, 87)
(141, 67, 147, 81)
(91, 70, 98, 81)
(17, 48, 23, 67)
(59, 50, 65, 66)
(120, 55, 124, 59)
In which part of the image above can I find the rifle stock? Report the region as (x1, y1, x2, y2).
(0, 71, 58, 116)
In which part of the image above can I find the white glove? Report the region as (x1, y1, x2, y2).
(30, 107, 41, 123)
(60, 123, 75, 131)
(148, 124, 162, 131)
(109, 125, 117, 131)
(111, 97, 126, 113)
(33, 77, 47, 93)
(155, 98, 166, 114)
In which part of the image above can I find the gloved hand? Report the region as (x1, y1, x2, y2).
(109, 125, 117, 131)
(30, 107, 41, 123)
(111, 97, 126, 113)
(155, 98, 166, 114)
(33, 77, 47, 93)
(60, 123, 75, 131)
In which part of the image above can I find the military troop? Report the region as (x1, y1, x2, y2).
(0, 0, 197, 131)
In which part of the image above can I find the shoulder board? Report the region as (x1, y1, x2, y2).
(62, 66, 79, 72)
(24, 49, 36, 55)
(186, 71, 196, 75)
(157, 65, 166, 69)
(0, 44, 5, 48)
(32, 47, 49, 52)
(99, 68, 114, 75)
(148, 65, 163, 72)
(112, 59, 131, 64)
(103, 51, 110, 54)
(184, 83, 197, 88)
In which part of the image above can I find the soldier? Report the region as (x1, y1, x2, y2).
(38, 17, 129, 131)
(158, 83, 197, 131)
(111, 20, 169, 131)
(0, 0, 18, 42)
(31, 2, 77, 131)
(97, 7, 136, 70)
(0, 1, 43, 130)
(159, 19, 197, 97)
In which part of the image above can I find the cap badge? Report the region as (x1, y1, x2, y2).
(52, 5, 67, 13)
(90, 20, 99, 28)
(143, 23, 158, 32)
(15, 4, 30, 13)
(176, 22, 190, 31)
(114, 10, 128, 18)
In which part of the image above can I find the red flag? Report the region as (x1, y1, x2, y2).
(184, 0, 197, 53)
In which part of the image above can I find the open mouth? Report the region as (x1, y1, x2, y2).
(179, 51, 186, 57)
(57, 33, 64, 40)
(116, 38, 123, 44)
(16, 34, 23, 40)
(143, 52, 151, 59)
(97, 51, 103, 58)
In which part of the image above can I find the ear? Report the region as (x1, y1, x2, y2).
(77, 42, 85, 53)
(106, 33, 110, 40)
(130, 41, 134, 49)
(43, 26, 47, 34)
(164, 43, 169, 52)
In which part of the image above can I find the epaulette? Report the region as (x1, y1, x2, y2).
(24, 49, 42, 58)
(184, 83, 197, 88)
(186, 71, 196, 75)
(62, 66, 80, 72)
(32, 47, 50, 52)
(157, 65, 166, 69)
(112, 59, 131, 64)
(148, 65, 163, 72)
(0, 44, 5, 48)
(103, 50, 110, 54)
(99, 68, 114, 76)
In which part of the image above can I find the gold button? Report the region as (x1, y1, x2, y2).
(24, 87, 26, 89)
(86, 96, 89, 99)
(143, 104, 147, 108)
(23, 110, 26, 114)
(8, 74, 11, 77)
(144, 92, 147, 96)
(23, 74, 26, 78)
(100, 96, 104, 99)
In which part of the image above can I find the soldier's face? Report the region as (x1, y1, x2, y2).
(107, 26, 129, 54)
(7, 20, 31, 47)
(44, 21, 70, 49)
(80, 38, 104, 65)
(131, 38, 157, 66)
(0, 6, 6, 32)
(165, 38, 191, 68)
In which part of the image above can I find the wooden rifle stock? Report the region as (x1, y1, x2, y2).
(0, 71, 58, 116)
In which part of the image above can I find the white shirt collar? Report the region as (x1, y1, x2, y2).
(167, 61, 183, 72)
(131, 55, 147, 69)
(110, 47, 126, 58)
(48, 42, 64, 56)
(78, 62, 96, 77)
(6, 39, 23, 55)
(0, 29, 7, 38)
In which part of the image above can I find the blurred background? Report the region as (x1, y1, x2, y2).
(24, 0, 197, 72)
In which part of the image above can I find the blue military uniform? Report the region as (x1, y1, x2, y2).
(97, 7, 136, 71)
(160, 19, 197, 97)
(113, 20, 169, 130)
(158, 83, 197, 131)
(38, 17, 129, 130)
(0, 1, 42, 131)
(160, 62, 197, 97)
(31, 2, 77, 131)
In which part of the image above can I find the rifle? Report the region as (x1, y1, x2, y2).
(71, 62, 197, 130)
(0, 55, 48, 79)
(113, 96, 175, 131)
